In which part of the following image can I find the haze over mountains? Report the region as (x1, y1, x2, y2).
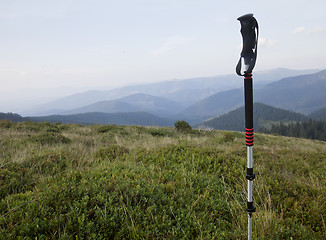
(182, 69, 326, 121)
(3, 68, 326, 128)
(62, 93, 184, 117)
(21, 68, 318, 116)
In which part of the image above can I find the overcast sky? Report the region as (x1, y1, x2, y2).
(1, 0, 325, 91)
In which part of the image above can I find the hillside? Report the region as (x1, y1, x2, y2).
(309, 107, 326, 120)
(256, 69, 326, 114)
(198, 103, 308, 131)
(118, 93, 183, 116)
(267, 119, 326, 141)
(23, 90, 112, 116)
(51, 94, 183, 117)
(182, 69, 326, 120)
(62, 100, 140, 115)
(0, 121, 325, 239)
(179, 88, 243, 121)
(28, 112, 174, 127)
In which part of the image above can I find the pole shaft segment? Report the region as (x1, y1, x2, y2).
(247, 146, 253, 202)
(248, 213, 252, 240)
(247, 146, 254, 240)
(244, 74, 256, 240)
(244, 74, 253, 136)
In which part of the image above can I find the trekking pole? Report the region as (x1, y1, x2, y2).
(236, 13, 259, 240)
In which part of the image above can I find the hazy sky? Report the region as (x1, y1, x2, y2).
(1, 0, 326, 91)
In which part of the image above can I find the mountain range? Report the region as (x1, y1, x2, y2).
(180, 69, 326, 121)
(61, 93, 183, 117)
(256, 69, 326, 114)
(28, 112, 174, 127)
(2, 103, 325, 130)
(4, 68, 326, 128)
(21, 68, 319, 117)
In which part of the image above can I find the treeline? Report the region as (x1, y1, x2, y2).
(200, 103, 308, 132)
(0, 112, 24, 122)
(266, 119, 326, 141)
(0, 112, 174, 127)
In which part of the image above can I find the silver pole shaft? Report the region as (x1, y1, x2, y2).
(247, 146, 253, 240)
(248, 213, 252, 240)
(247, 146, 253, 168)
(247, 146, 253, 202)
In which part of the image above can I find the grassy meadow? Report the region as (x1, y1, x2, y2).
(0, 120, 325, 239)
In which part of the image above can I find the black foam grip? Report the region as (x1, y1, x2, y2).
(244, 74, 254, 146)
(236, 14, 259, 76)
(244, 74, 253, 129)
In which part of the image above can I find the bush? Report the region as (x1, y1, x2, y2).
(223, 131, 235, 143)
(174, 120, 192, 132)
(28, 132, 71, 145)
(97, 125, 122, 133)
(147, 128, 174, 137)
(0, 120, 14, 128)
(0, 164, 35, 199)
(95, 145, 129, 160)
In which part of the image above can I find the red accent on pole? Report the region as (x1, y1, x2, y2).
(245, 73, 252, 79)
(246, 128, 254, 146)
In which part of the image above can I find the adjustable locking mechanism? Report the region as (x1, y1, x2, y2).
(247, 201, 256, 213)
(246, 168, 255, 181)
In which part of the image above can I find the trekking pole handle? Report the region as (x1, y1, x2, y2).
(236, 14, 259, 76)
(244, 74, 254, 146)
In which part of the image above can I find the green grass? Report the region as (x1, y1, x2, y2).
(0, 120, 325, 239)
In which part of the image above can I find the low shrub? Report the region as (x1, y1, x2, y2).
(15, 121, 47, 132)
(0, 164, 231, 239)
(0, 164, 35, 199)
(148, 128, 174, 137)
(22, 152, 68, 176)
(0, 120, 15, 128)
(97, 125, 122, 133)
(174, 120, 192, 132)
(223, 131, 235, 143)
(95, 145, 129, 161)
(28, 132, 71, 145)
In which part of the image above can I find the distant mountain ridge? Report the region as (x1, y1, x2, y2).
(2, 101, 326, 128)
(62, 100, 140, 115)
(308, 107, 326, 121)
(179, 88, 243, 122)
(21, 68, 319, 116)
(118, 93, 183, 115)
(256, 69, 326, 114)
(32, 68, 325, 122)
(28, 112, 174, 127)
(8, 68, 326, 128)
(62, 94, 183, 117)
(198, 103, 308, 131)
(182, 69, 326, 121)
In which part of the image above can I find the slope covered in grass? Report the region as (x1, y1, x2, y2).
(0, 120, 325, 239)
